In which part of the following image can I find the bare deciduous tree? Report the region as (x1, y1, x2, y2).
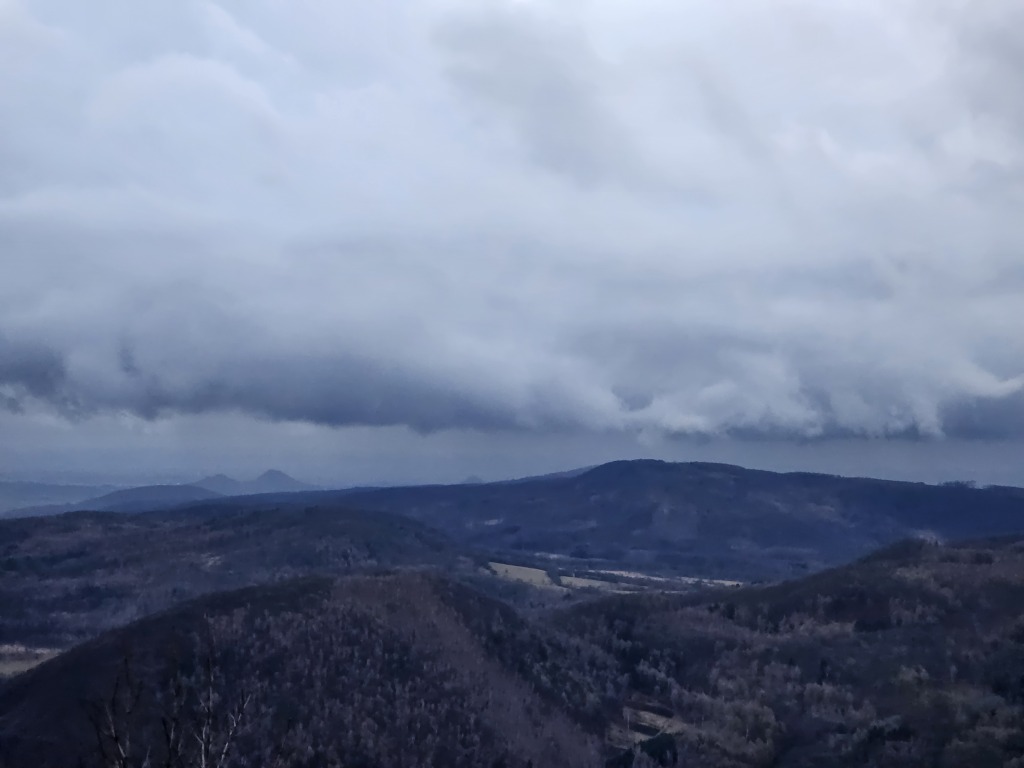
(85, 650, 146, 768)
(85, 623, 249, 768)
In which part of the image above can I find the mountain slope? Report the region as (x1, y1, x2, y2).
(76, 484, 223, 512)
(6, 484, 223, 517)
(0, 481, 118, 517)
(0, 572, 603, 768)
(12, 460, 1022, 582)
(4, 535, 1024, 767)
(192, 473, 243, 495)
(0, 503, 457, 651)
(247, 469, 318, 493)
(327, 459, 1024, 580)
(556, 534, 1024, 767)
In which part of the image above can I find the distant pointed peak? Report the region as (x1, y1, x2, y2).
(192, 474, 243, 495)
(256, 469, 294, 481)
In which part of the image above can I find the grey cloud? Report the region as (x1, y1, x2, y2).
(1, 0, 1024, 477)
(941, 392, 1024, 441)
(0, 334, 73, 413)
(101, 349, 525, 432)
(5, 256, 1021, 443)
(434, 8, 702, 199)
(958, 3, 1024, 127)
(436, 11, 630, 185)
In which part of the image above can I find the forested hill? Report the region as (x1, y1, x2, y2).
(9, 460, 1024, 582)
(0, 572, 605, 768)
(3, 534, 1024, 767)
(312, 459, 1024, 579)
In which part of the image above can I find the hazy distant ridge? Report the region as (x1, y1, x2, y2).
(3, 470, 317, 517)
(192, 469, 319, 495)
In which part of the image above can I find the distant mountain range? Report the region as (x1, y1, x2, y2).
(288, 459, 1024, 580)
(2, 470, 317, 517)
(5, 459, 1024, 582)
(239, 460, 1015, 581)
(0, 481, 119, 516)
(192, 469, 319, 495)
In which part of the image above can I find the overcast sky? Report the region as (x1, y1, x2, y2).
(2, 0, 1023, 486)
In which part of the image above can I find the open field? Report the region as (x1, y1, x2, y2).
(561, 575, 623, 591)
(488, 560, 744, 595)
(487, 561, 565, 590)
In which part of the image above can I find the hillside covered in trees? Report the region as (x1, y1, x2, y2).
(2, 534, 1024, 767)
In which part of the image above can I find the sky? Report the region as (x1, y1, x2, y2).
(1, 0, 1023, 487)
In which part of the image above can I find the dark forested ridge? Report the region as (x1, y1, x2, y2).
(0, 572, 605, 768)
(558, 534, 1024, 766)
(0, 504, 457, 651)
(2, 535, 1024, 767)
(8, 460, 1024, 582)
(312, 459, 1024, 580)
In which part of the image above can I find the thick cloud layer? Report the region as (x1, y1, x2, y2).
(2, 0, 1024, 451)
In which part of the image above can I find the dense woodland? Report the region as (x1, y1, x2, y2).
(0, 504, 457, 650)
(331, 460, 1024, 580)
(562, 536, 1024, 766)
(2, 531, 1024, 767)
